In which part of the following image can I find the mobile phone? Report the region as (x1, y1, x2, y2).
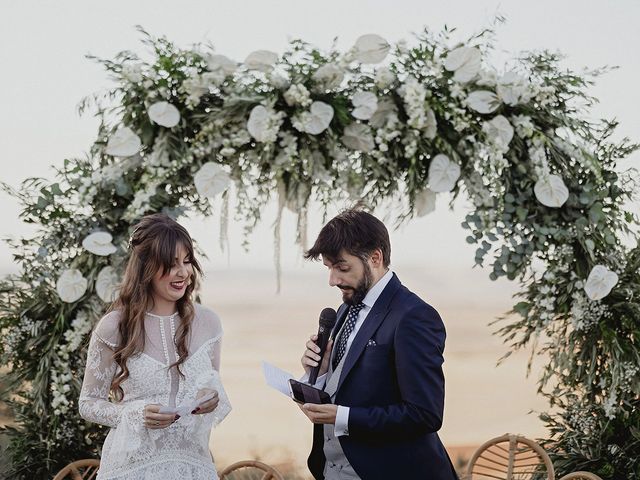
(289, 379, 332, 404)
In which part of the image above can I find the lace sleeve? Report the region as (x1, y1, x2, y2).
(78, 317, 144, 429)
(204, 338, 232, 427)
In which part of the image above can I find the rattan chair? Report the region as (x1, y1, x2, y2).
(465, 434, 555, 480)
(219, 460, 284, 480)
(52, 459, 100, 480)
(558, 473, 603, 480)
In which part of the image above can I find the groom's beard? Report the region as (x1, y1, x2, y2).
(339, 262, 373, 306)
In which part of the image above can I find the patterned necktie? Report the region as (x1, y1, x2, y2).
(333, 303, 365, 370)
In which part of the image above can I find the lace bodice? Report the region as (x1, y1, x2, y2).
(79, 304, 231, 480)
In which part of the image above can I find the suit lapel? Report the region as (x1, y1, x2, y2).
(336, 274, 401, 393)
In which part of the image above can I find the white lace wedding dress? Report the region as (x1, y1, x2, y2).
(79, 304, 231, 480)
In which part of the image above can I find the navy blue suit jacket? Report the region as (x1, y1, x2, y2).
(308, 274, 458, 480)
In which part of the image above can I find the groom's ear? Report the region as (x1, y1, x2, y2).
(369, 249, 383, 267)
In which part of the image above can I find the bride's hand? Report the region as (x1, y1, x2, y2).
(144, 404, 178, 429)
(193, 388, 219, 414)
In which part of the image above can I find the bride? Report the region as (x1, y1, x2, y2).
(79, 213, 231, 479)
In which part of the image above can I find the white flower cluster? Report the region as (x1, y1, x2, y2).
(531, 83, 557, 108)
(220, 129, 252, 157)
(121, 63, 144, 83)
(248, 105, 287, 143)
(371, 103, 401, 159)
(464, 170, 495, 209)
(3, 317, 42, 357)
(78, 156, 141, 203)
(123, 181, 159, 222)
(511, 114, 535, 139)
(50, 369, 74, 416)
(51, 311, 93, 416)
(180, 71, 225, 108)
(536, 282, 558, 325)
(443, 103, 471, 133)
(275, 132, 299, 167)
(565, 401, 598, 437)
(283, 83, 312, 107)
(473, 136, 509, 186)
(528, 136, 551, 179)
(77, 177, 98, 203)
(619, 361, 640, 394)
(553, 136, 593, 174)
(570, 285, 608, 331)
(602, 390, 618, 420)
(399, 77, 437, 136)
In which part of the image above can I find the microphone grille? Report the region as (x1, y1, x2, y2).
(319, 307, 337, 327)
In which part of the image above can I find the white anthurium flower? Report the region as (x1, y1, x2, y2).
(415, 188, 437, 216)
(313, 63, 344, 90)
(105, 127, 142, 157)
(96, 266, 119, 303)
(82, 232, 117, 256)
(466, 90, 501, 114)
(247, 105, 272, 142)
(374, 66, 396, 89)
(341, 123, 375, 152)
(194, 162, 231, 198)
(302, 101, 334, 135)
(353, 34, 390, 64)
(244, 50, 278, 72)
(206, 54, 237, 75)
(351, 92, 378, 120)
(56, 269, 88, 303)
(444, 47, 481, 83)
(425, 109, 437, 139)
(484, 115, 514, 148)
(497, 71, 531, 106)
(476, 69, 497, 87)
(370, 98, 398, 128)
(534, 174, 569, 208)
(428, 154, 461, 192)
(148, 101, 181, 128)
(584, 265, 619, 301)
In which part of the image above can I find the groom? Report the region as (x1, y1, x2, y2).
(298, 208, 458, 480)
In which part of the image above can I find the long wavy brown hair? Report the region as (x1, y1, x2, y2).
(109, 213, 202, 400)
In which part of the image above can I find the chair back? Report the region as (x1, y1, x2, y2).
(52, 459, 100, 480)
(465, 434, 555, 480)
(219, 459, 285, 480)
(558, 473, 603, 480)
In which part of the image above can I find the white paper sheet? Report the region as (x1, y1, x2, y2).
(261, 361, 295, 397)
(158, 391, 217, 416)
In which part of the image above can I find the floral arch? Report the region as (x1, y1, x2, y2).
(1, 26, 638, 479)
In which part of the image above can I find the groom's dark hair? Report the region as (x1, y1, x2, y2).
(305, 207, 391, 267)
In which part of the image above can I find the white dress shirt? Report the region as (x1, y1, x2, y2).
(310, 269, 394, 437)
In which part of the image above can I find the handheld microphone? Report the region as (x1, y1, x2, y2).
(308, 307, 337, 385)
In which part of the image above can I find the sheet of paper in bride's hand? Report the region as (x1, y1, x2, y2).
(261, 361, 295, 397)
(158, 391, 217, 417)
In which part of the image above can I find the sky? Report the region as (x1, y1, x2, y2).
(0, 0, 638, 277)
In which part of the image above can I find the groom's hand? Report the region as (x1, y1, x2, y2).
(299, 403, 338, 424)
(301, 335, 333, 377)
